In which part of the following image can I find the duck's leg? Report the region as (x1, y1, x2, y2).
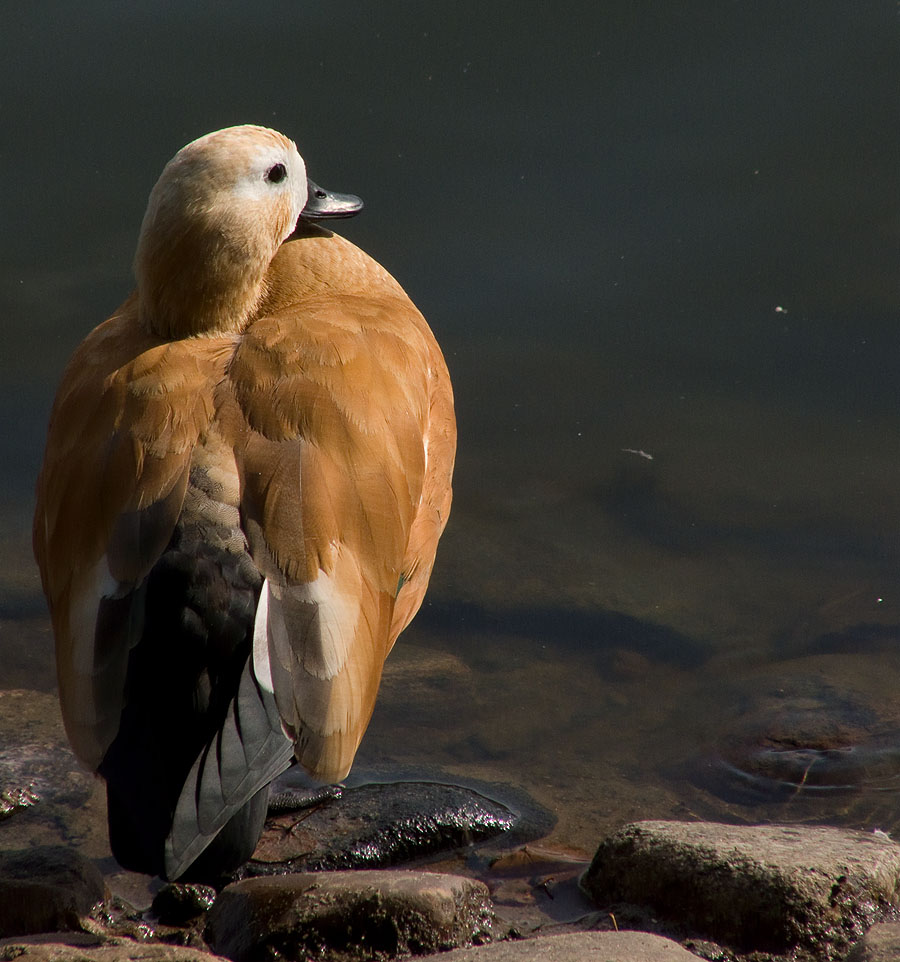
(267, 782, 344, 815)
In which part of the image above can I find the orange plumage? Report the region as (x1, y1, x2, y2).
(33, 126, 455, 880)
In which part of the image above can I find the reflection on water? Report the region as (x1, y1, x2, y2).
(2, 0, 899, 862)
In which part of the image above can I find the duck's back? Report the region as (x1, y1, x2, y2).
(228, 227, 455, 783)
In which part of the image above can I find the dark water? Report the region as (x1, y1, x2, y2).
(2, 2, 900, 857)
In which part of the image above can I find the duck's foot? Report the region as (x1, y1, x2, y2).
(267, 784, 343, 815)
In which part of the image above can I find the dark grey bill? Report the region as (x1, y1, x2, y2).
(300, 178, 364, 220)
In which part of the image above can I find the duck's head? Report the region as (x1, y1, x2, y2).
(134, 125, 362, 338)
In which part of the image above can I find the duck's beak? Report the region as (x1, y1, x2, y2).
(300, 179, 364, 221)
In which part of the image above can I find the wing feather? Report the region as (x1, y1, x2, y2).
(165, 654, 294, 880)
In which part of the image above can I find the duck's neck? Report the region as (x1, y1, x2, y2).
(135, 217, 276, 340)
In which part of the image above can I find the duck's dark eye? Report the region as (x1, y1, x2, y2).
(265, 163, 287, 184)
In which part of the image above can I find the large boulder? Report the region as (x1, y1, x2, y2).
(0, 846, 108, 938)
(206, 869, 493, 961)
(582, 821, 900, 958)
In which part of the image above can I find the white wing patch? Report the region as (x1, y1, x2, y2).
(260, 551, 365, 769)
(286, 566, 360, 680)
(252, 579, 275, 693)
(68, 556, 120, 677)
(62, 556, 130, 769)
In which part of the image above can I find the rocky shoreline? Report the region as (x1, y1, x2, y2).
(6, 688, 900, 960)
(5, 813, 900, 961)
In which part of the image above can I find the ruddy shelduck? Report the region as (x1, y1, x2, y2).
(33, 125, 456, 880)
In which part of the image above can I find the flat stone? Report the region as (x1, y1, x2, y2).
(0, 847, 108, 938)
(206, 869, 493, 961)
(0, 934, 229, 961)
(582, 821, 900, 958)
(847, 922, 900, 961)
(425, 931, 703, 961)
(251, 780, 521, 872)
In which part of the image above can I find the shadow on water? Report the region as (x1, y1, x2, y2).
(808, 623, 900, 657)
(418, 598, 709, 670)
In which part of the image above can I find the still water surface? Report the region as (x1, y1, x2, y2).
(2, 1, 900, 857)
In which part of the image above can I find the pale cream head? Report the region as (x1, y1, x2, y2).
(134, 125, 309, 338)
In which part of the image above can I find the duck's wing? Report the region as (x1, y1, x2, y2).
(388, 320, 456, 644)
(33, 304, 227, 770)
(228, 290, 454, 782)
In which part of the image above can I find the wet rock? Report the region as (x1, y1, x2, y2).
(581, 821, 900, 959)
(248, 781, 518, 873)
(150, 884, 217, 927)
(847, 922, 900, 962)
(206, 869, 493, 962)
(0, 846, 108, 938)
(86, 896, 157, 943)
(0, 785, 40, 821)
(0, 933, 229, 961)
(423, 931, 704, 961)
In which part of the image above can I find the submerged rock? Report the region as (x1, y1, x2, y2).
(691, 657, 900, 828)
(206, 869, 493, 962)
(0, 846, 107, 938)
(248, 781, 518, 873)
(582, 821, 900, 959)
(0, 692, 92, 811)
(0, 690, 106, 854)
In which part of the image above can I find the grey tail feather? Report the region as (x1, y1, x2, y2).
(164, 656, 294, 880)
